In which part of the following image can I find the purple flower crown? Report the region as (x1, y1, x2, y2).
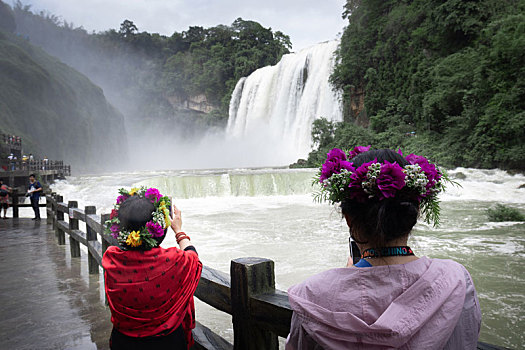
(105, 187, 171, 250)
(315, 146, 452, 226)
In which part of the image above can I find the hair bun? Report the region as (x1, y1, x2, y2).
(374, 199, 419, 243)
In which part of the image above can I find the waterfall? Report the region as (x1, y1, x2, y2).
(134, 169, 316, 199)
(226, 40, 343, 163)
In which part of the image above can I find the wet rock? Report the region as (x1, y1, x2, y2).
(454, 172, 467, 180)
(518, 183, 525, 189)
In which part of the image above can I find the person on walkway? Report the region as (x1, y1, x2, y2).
(27, 174, 42, 220)
(0, 179, 11, 219)
(102, 187, 202, 350)
(286, 147, 481, 350)
(22, 155, 28, 170)
(8, 153, 14, 170)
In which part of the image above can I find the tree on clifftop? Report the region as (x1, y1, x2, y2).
(119, 19, 138, 38)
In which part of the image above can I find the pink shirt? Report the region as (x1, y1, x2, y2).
(286, 257, 481, 349)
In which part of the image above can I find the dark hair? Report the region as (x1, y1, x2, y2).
(341, 149, 419, 247)
(29, 174, 36, 178)
(118, 196, 167, 249)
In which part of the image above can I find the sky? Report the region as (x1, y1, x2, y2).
(22, 0, 348, 51)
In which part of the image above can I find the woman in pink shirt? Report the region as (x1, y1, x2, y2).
(286, 147, 481, 349)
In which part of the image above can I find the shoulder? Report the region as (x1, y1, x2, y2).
(102, 246, 123, 264)
(288, 268, 359, 305)
(426, 258, 470, 281)
(160, 246, 200, 262)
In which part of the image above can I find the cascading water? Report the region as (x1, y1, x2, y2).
(226, 40, 343, 163)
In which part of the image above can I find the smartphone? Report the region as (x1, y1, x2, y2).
(349, 237, 361, 265)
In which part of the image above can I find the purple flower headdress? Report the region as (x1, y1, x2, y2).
(315, 146, 454, 226)
(105, 186, 171, 250)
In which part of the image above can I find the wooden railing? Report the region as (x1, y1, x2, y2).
(43, 193, 507, 350)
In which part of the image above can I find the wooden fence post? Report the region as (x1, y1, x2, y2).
(230, 258, 278, 350)
(68, 201, 80, 257)
(11, 189, 19, 218)
(55, 195, 65, 245)
(46, 195, 53, 224)
(49, 193, 57, 227)
(101, 213, 110, 305)
(85, 206, 98, 274)
(101, 213, 110, 256)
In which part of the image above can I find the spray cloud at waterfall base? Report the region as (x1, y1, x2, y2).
(125, 40, 343, 171)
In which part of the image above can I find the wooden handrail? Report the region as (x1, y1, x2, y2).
(43, 193, 507, 350)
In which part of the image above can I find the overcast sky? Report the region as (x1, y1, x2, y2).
(22, 0, 347, 51)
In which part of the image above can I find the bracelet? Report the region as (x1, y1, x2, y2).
(175, 231, 186, 238)
(176, 235, 190, 244)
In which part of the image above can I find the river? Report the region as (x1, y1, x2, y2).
(50, 167, 524, 349)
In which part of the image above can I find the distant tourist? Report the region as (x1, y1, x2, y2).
(22, 155, 28, 170)
(102, 187, 202, 350)
(0, 179, 11, 219)
(285, 147, 481, 349)
(29, 153, 34, 161)
(8, 153, 14, 171)
(43, 156, 48, 170)
(27, 174, 42, 220)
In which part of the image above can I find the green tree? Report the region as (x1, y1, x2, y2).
(119, 19, 138, 38)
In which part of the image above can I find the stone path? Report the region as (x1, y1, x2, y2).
(0, 218, 112, 350)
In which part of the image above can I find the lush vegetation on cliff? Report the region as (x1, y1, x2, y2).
(0, 4, 126, 172)
(307, 0, 524, 170)
(12, 2, 291, 127)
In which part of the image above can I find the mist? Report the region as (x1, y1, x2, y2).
(130, 123, 301, 171)
(11, 5, 218, 173)
(11, 4, 342, 174)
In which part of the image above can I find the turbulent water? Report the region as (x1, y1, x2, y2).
(226, 41, 343, 162)
(47, 167, 525, 349)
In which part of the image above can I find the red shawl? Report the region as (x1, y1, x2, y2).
(102, 245, 202, 348)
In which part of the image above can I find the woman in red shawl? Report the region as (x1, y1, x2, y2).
(102, 187, 202, 350)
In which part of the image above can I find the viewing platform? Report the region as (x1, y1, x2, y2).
(1, 132, 71, 188)
(0, 197, 510, 350)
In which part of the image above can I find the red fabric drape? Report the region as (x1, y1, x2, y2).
(102, 245, 202, 348)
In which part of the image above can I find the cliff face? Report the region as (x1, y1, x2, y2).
(167, 94, 217, 114)
(0, 31, 127, 173)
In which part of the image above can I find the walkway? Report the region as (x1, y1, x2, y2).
(0, 218, 112, 350)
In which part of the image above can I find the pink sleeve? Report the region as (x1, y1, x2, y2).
(443, 267, 482, 350)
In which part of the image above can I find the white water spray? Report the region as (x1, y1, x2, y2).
(226, 40, 343, 163)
